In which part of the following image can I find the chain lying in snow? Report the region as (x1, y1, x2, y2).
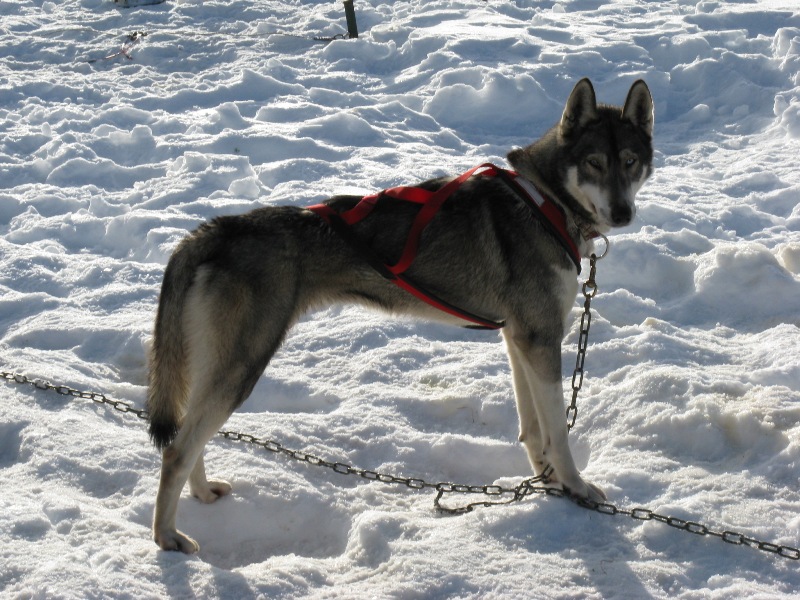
(218, 428, 552, 510)
(0, 371, 535, 500)
(3, 370, 798, 561)
(1, 372, 150, 420)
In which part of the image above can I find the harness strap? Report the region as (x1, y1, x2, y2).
(309, 201, 505, 330)
(494, 169, 582, 273)
(307, 163, 582, 329)
(389, 163, 499, 275)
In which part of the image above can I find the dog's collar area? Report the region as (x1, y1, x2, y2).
(576, 217, 603, 243)
(307, 163, 586, 329)
(494, 169, 583, 272)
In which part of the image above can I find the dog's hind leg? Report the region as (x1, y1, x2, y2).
(188, 453, 231, 503)
(153, 339, 288, 553)
(152, 265, 298, 553)
(153, 386, 234, 553)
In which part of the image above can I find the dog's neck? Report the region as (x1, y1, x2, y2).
(514, 169, 601, 259)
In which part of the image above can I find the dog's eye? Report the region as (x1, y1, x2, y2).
(587, 158, 602, 170)
(626, 157, 638, 168)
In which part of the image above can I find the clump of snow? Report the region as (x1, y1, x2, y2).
(1, 0, 799, 598)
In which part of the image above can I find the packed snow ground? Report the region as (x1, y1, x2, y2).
(1, 0, 800, 598)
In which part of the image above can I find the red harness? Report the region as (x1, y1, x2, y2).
(307, 163, 582, 329)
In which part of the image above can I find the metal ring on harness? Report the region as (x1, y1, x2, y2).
(593, 232, 610, 260)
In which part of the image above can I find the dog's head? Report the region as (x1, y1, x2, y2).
(509, 78, 654, 233)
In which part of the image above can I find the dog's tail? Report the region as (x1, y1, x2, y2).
(146, 225, 216, 450)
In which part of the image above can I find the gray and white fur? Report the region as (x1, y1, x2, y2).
(147, 78, 654, 553)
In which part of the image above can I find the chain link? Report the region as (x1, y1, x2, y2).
(2, 371, 149, 420)
(567, 255, 593, 429)
(574, 497, 800, 560)
(217, 428, 528, 501)
(567, 237, 606, 430)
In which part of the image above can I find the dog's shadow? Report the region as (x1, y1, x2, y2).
(178, 480, 351, 570)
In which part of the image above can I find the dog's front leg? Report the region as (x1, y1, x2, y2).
(505, 336, 549, 477)
(503, 327, 605, 502)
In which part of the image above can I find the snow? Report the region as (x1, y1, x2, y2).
(1, 0, 799, 597)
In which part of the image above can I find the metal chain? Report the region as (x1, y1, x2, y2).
(0, 371, 532, 502)
(567, 254, 595, 429)
(4, 300, 800, 562)
(567, 234, 608, 430)
(212, 423, 800, 560)
(567, 494, 800, 560)
(1, 371, 149, 420)
(217, 427, 532, 503)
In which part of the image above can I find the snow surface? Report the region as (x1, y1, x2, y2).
(1, 0, 800, 597)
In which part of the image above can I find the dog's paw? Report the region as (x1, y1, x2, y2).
(155, 528, 200, 554)
(563, 477, 607, 503)
(586, 481, 607, 502)
(190, 479, 232, 504)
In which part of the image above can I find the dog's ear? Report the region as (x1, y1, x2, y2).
(560, 78, 598, 138)
(622, 79, 654, 138)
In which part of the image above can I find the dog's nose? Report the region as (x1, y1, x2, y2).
(611, 204, 632, 226)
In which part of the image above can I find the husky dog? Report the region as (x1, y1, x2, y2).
(148, 78, 654, 553)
